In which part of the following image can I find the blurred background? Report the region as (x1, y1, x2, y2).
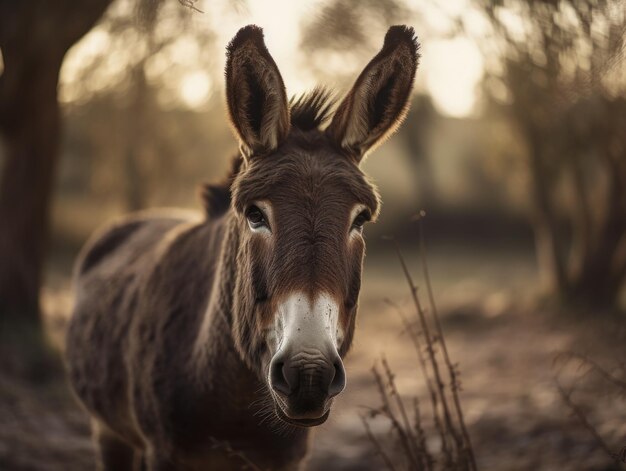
(0, 0, 625, 469)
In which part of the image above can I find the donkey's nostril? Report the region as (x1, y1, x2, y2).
(270, 361, 292, 396)
(271, 352, 345, 400)
(328, 361, 346, 398)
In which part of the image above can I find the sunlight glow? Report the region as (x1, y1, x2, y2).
(203, 0, 323, 95)
(60, 27, 150, 104)
(423, 38, 484, 117)
(180, 71, 211, 108)
(58, 0, 487, 117)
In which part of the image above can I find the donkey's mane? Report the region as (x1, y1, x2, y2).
(289, 87, 336, 131)
(200, 156, 243, 218)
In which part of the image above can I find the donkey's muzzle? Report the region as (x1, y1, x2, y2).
(269, 349, 346, 425)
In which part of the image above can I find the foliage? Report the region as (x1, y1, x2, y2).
(299, 0, 411, 84)
(61, 0, 217, 212)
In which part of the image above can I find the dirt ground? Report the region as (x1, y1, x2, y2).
(1, 244, 625, 470)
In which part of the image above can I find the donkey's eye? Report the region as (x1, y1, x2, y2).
(246, 205, 268, 230)
(351, 210, 371, 232)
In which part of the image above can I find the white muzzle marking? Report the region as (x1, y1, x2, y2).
(270, 291, 343, 356)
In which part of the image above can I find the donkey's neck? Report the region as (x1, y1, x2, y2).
(194, 211, 244, 376)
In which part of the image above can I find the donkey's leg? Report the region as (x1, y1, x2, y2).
(92, 421, 137, 471)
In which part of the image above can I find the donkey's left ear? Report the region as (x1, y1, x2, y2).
(327, 26, 419, 162)
(225, 25, 290, 159)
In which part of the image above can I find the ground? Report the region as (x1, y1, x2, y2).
(1, 243, 625, 470)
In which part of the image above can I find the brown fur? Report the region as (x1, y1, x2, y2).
(66, 24, 419, 470)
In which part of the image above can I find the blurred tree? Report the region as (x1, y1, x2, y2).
(0, 0, 113, 326)
(119, 4, 183, 211)
(64, 0, 215, 212)
(479, 0, 626, 308)
(404, 95, 438, 209)
(300, 1, 449, 212)
(299, 0, 410, 84)
(0, 0, 203, 340)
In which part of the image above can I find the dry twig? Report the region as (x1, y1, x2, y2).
(363, 224, 476, 470)
(208, 437, 264, 471)
(178, 0, 203, 13)
(555, 382, 619, 462)
(555, 353, 626, 466)
(361, 414, 398, 471)
(417, 216, 477, 471)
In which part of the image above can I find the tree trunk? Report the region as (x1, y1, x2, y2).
(569, 155, 626, 308)
(405, 97, 436, 210)
(124, 63, 149, 211)
(527, 132, 570, 298)
(0, 0, 113, 331)
(0, 49, 64, 323)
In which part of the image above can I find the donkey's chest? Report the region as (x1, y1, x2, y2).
(164, 385, 309, 471)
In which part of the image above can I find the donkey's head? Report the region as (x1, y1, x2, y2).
(225, 25, 419, 427)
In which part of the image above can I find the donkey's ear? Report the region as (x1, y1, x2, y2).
(327, 26, 419, 161)
(225, 25, 290, 159)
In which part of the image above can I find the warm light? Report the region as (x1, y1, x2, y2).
(58, 0, 487, 116)
(60, 29, 113, 102)
(423, 38, 484, 117)
(180, 71, 211, 108)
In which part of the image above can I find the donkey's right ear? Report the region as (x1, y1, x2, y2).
(225, 25, 290, 159)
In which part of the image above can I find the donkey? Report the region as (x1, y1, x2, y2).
(65, 24, 419, 471)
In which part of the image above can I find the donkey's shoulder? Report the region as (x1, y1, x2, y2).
(75, 208, 202, 279)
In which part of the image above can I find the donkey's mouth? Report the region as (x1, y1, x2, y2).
(274, 403, 330, 427)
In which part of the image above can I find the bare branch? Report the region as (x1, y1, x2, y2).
(418, 216, 478, 471)
(208, 437, 264, 471)
(390, 237, 463, 463)
(555, 381, 620, 464)
(361, 415, 398, 471)
(178, 0, 203, 13)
